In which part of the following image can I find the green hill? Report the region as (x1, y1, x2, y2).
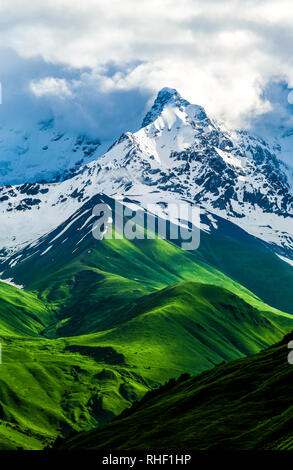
(0, 278, 292, 450)
(3, 194, 293, 321)
(0, 281, 53, 336)
(3, 231, 291, 339)
(56, 332, 293, 451)
(0, 198, 292, 449)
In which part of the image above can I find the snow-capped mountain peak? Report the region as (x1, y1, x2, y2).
(0, 88, 292, 264)
(142, 87, 193, 127)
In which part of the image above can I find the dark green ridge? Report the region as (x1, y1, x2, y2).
(55, 331, 293, 451)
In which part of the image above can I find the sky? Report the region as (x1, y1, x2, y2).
(0, 0, 293, 147)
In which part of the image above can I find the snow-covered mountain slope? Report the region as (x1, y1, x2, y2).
(262, 133, 293, 191)
(0, 87, 292, 262)
(0, 192, 204, 272)
(0, 117, 102, 185)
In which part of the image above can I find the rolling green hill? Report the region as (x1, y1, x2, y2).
(0, 281, 53, 336)
(0, 277, 292, 449)
(3, 222, 291, 339)
(0, 197, 292, 449)
(3, 195, 293, 317)
(56, 332, 293, 451)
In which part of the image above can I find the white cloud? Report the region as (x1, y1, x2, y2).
(30, 77, 72, 97)
(0, 0, 293, 126)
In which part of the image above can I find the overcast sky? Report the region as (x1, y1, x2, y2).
(0, 0, 293, 145)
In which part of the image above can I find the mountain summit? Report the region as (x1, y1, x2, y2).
(0, 88, 292, 263)
(142, 87, 192, 127)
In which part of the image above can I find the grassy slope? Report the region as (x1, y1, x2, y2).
(0, 205, 293, 450)
(0, 278, 292, 450)
(0, 282, 53, 336)
(57, 332, 293, 451)
(4, 196, 293, 317)
(195, 217, 293, 315)
(73, 282, 292, 381)
(0, 334, 147, 450)
(7, 234, 290, 338)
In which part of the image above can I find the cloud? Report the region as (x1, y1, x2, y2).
(0, 49, 150, 146)
(30, 77, 72, 97)
(0, 0, 293, 137)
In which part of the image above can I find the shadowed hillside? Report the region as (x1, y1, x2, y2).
(56, 332, 293, 451)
